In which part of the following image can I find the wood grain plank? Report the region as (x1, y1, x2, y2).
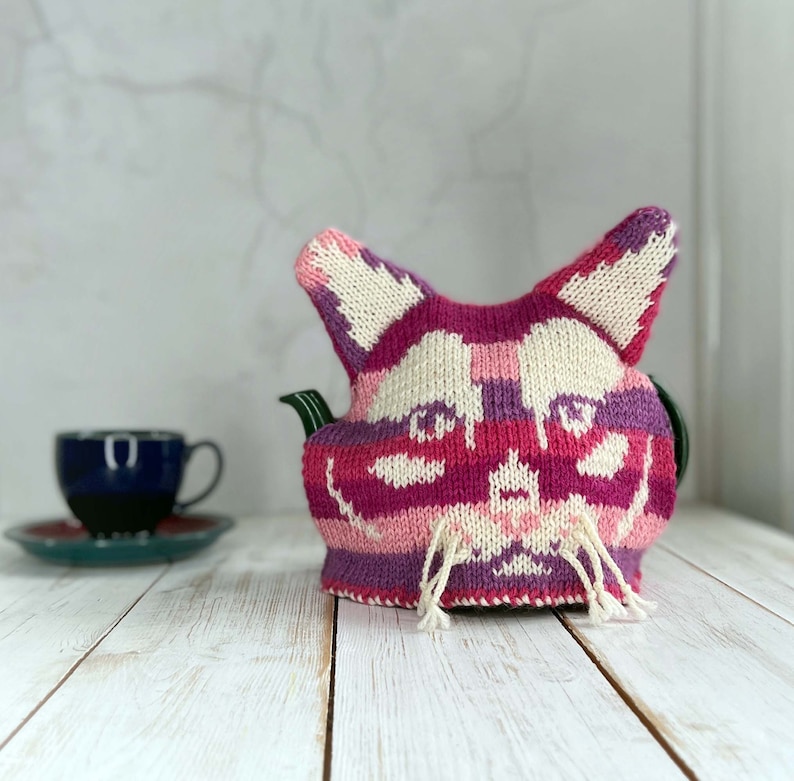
(0, 529, 168, 746)
(331, 599, 685, 781)
(0, 517, 333, 780)
(560, 545, 794, 779)
(660, 504, 794, 623)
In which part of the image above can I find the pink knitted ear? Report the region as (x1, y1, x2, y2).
(296, 229, 435, 380)
(533, 207, 678, 366)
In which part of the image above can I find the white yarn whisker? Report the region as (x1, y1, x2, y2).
(565, 508, 654, 625)
(417, 514, 470, 633)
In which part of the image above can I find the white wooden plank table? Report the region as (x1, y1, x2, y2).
(1, 505, 792, 780)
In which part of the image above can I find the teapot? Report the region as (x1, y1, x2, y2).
(280, 209, 690, 631)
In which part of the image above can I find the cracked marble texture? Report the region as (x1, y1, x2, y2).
(0, 0, 696, 519)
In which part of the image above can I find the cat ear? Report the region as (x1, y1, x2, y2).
(296, 229, 436, 379)
(533, 206, 678, 366)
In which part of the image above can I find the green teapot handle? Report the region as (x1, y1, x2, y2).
(649, 377, 689, 487)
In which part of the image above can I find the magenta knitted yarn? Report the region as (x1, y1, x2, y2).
(295, 206, 678, 630)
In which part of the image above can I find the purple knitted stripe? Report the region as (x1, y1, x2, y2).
(308, 418, 406, 446)
(312, 285, 369, 376)
(322, 545, 644, 596)
(548, 390, 670, 435)
(404, 401, 463, 429)
(608, 207, 671, 253)
(310, 387, 672, 445)
(479, 379, 533, 421)
(595, 389, 672, 436)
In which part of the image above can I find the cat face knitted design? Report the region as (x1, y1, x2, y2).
(295, 207, 678, 630)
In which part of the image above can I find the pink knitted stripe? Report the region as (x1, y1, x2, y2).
(347, 369, 389, 421)
(595, 508, 670, 548)
(615, 368, 655, 392)
(470, 341, 520, 381)
(312, 504, 670, 554)
(312, 227, 364, 256)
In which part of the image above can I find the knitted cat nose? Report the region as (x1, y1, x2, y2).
(489, 450, 540, 519)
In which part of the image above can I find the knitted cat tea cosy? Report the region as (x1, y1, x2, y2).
(289, 207, 679, 632)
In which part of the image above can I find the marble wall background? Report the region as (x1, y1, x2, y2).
(0, 0, 696, 520)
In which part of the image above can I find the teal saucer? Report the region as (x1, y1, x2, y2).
(3, 514, 234, 567)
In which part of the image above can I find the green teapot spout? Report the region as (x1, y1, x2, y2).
(279, 390, 336, 438)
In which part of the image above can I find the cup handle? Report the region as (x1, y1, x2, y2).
(174, 440, 224, 513)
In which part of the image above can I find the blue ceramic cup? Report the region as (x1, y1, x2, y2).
(55, 430, 224, 537)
